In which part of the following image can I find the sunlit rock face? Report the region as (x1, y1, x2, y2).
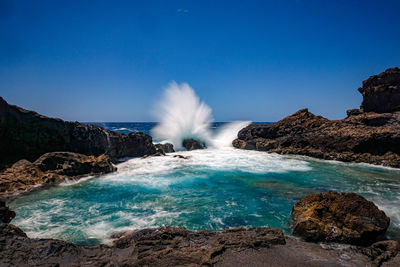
(291, 191, 390, 245)
(0, 96, 156, 169)
(233, 68, 400, 168)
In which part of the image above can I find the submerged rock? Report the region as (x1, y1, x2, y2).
(182, 138, 206, 151)
(233, 68, 400, 168)
(0, 97, 157, 169)
(0, 152, 116, 199)
(291, 191, 390, 245)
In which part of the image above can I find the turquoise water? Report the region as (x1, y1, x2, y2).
(10, 147, 400, 245)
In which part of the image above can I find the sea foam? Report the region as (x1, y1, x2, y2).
(152, 81, 251, 149)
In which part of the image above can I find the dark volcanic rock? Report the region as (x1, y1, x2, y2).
(233, 109, 400, 167)
(182, 138, 206, 151)
(154, 143, 175, 155)
(359, 67, 400, 113)
(233, 68, 400, 168)
(0, 200, 15, 223)
(0, 201, 398, 266)
(0, 97, 156, 169)
(291, 191, 390, 245)
(0, 152, 116, 199)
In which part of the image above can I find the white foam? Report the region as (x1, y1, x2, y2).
(152, 82, 213, 149)
(107, 147, 311, 186)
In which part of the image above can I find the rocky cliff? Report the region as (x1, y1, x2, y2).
(233, 68, 400, 168)
(359, 67, 400, 113)
(0, 97, 156, 169)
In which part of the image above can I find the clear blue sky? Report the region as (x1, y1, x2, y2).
(1, 0, 399, 122)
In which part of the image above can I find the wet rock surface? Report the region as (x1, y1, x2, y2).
(0, 96, 157, 169)
(0, 207, 398, 266)
(182, 138, 206, 151)
(0, 152, 116, 200)
(154, 143, 175, 155)
(292, 191, 390, 246)
(233, 68, 400, 167)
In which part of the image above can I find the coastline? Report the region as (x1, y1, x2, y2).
(1, 67, 400, 266)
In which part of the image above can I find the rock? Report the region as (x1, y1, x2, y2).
(112, 226, 286, 266)
(0, 200, 15, 223)
(233, 68, 400, 168)
(346, 108, 364, 117)
(233, 108, 400, 168)
(154, 143, 175, 154)
(173, 154, 190, 159)
(0, 200, 397, 266)
(0, 97, 157, 169)
(291, 191, 390, 245)
(182, 138, 206, 151)
(0, 152, 116, 199)
(359, 67, 400, 113)
(362, 240, 400, 266)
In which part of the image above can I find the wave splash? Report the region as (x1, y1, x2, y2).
(152, 81, 250, 150)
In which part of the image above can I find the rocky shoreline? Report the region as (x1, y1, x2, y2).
(233, 68, 400, 168)
(1, 68, 400, 266)
(1, 192, 399, 266)
(0, 96, 158, 170)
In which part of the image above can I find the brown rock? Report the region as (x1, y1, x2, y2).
(0, 198, 396, 267)
(0, 152, 116, 199)
(291, 191, 390, 245)
(362, 240, 400, 266)
(359, 67, 400, 113)
(233, 68, 400, 168)
(0, 96, 157, 169)
(233, 109, 400, 168)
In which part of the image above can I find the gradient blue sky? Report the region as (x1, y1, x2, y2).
(1, 0, 399, 122)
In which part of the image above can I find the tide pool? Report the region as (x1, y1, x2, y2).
(10, 147, 400, 245)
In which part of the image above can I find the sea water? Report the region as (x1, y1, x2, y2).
(9, 83, 400, 245)
(9, 122, 400, 245)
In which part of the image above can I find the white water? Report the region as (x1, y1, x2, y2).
(152, 82, 250, 149)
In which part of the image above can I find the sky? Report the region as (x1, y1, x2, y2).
(1, 0, 399, 122)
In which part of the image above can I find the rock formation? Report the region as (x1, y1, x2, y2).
(0, 200, 398, 266)
(233, 68, 400, 168)
(292, 191, 390, 245)
(0, 152, 115, 200)
(182, 138, 206, 151)
(359, 67, 400, 113)
(154, 143, 175, 154)
(0, 97, 156, 169)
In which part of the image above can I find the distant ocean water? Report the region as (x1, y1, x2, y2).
(9, 122, 400, 245)
(88, 122, 272, 139)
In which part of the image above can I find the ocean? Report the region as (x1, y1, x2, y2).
(9, 122, 400, 245)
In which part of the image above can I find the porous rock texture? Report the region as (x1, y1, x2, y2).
(0, 96, 156, 170)
(0, 200, 398, 267)
(233, 68, 400, 168)
(292, 191, 390, 246)
(233, 108, 400, 167)
(359, 67, 400, 113)
(0, 152, 115, 200)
